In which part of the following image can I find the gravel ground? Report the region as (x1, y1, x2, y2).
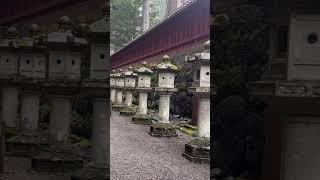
(110, 111, 210, 180)
(2, 156, 69, 180)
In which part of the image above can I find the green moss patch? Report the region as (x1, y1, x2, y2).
(152, 122, 177, 129)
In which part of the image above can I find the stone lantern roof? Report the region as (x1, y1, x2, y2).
(45, 16, 87, 48)
(87, 3, 109, 41)
(134, 62, 153, 75)
(7, 26, 19, 39)
(0, 26, 19, 49)
(156, 55, 179, 73)
(124, 67, 137, 77)
(186, 41, 210, 65)
(110, 70, 117, 78)
(114, 69, 125, 78)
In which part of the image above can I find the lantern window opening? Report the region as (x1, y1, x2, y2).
(100, 53, 105, 59)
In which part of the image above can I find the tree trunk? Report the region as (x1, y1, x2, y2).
(142, 0, 150, 32)
(166, 0, 178, 16)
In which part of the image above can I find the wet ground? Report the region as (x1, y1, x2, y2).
(110, 111, 210, 180)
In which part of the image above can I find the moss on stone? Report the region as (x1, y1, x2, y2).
(133, 113, 152, 119)
(188, 138, 210, 147)
(152, 122, 177, 129)
(179, 127, 195, 136)
(78, 138, 92, 148)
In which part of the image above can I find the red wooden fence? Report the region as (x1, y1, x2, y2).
(111, 0, 210, 69)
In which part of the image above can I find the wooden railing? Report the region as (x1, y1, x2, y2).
(111, 0, 210, 69)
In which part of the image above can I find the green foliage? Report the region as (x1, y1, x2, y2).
(111, 0, 164, 51)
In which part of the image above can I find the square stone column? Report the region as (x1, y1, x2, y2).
(111, 88, 116, 103)
(21, 90, 40, 133)
(1, 86, 19, 128)
(138, 92, 148, 115)
(48, 95, 72, 144)
(159, 94, 170, 123)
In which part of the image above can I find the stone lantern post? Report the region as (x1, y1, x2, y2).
(112, 69, 125, 111)
(131, 62, 154, 125)
(110, 70, 117, 104)
(120, 67, 138, 116)
(149, 55, 178, 137)
(182, 41, 210, 163)
(6, 24, 48, 156)
(0, 27, 20, 129)
(72, 8, 110, 179)
(31, 16, 87, 173)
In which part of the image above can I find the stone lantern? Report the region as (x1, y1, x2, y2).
(6, 24, 48, 156)
(149, 55, 179, 137)
(112, 69, 126, 111)
(0, 26, 20, 129)
(110, 70, 117, 103)
(120, 67, 138, 116)
(31, 16, 87, 173)
(46, 16, 87, 80)
(72, 10, 109, 179)
(131, 62, 154, 124)
(182, 41, 210, 163)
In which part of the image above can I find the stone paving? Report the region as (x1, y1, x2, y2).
(2, 156, 69, 180)
(110, 111, 210, 180)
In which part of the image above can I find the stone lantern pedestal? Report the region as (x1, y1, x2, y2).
(112, 87, 125, 111)
(182, 87, 211, 163)
(31, 81, 84, 173)
(131, 87, 154, 124)
(149, 88, 178, 137)
(120, 87, 137, 116)
(6, 79, 48, 157)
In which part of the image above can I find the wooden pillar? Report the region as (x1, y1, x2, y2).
(192, 96, 199, 126)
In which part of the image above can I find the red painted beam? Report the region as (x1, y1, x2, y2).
(111, 0, 210, 69)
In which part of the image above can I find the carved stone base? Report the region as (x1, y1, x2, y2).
(71, 163, 109, 180)
(119, 108, 136, 116)
(149, 123, 177, 137)
(132, 114, 153, 125)
(111, 104, 125, 111)
(6, 132, 48, 157)
(31, 146, 83, 173)
(182, 139, 210, 164)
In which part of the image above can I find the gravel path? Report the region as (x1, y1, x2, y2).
(110, 111, 210, 180)
(3, 157, 69, 180)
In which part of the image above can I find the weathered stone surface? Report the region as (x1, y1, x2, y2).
(182, 138, 210, 164)
(149, 122, 178, 138)
(111, 104, 125, 111)
(6, 132, 48, 157)
(119, 106, 137, 117)
(132, 114, 153, 125)
(31, 151, 83, 173)
(71, 165, 109, 180)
